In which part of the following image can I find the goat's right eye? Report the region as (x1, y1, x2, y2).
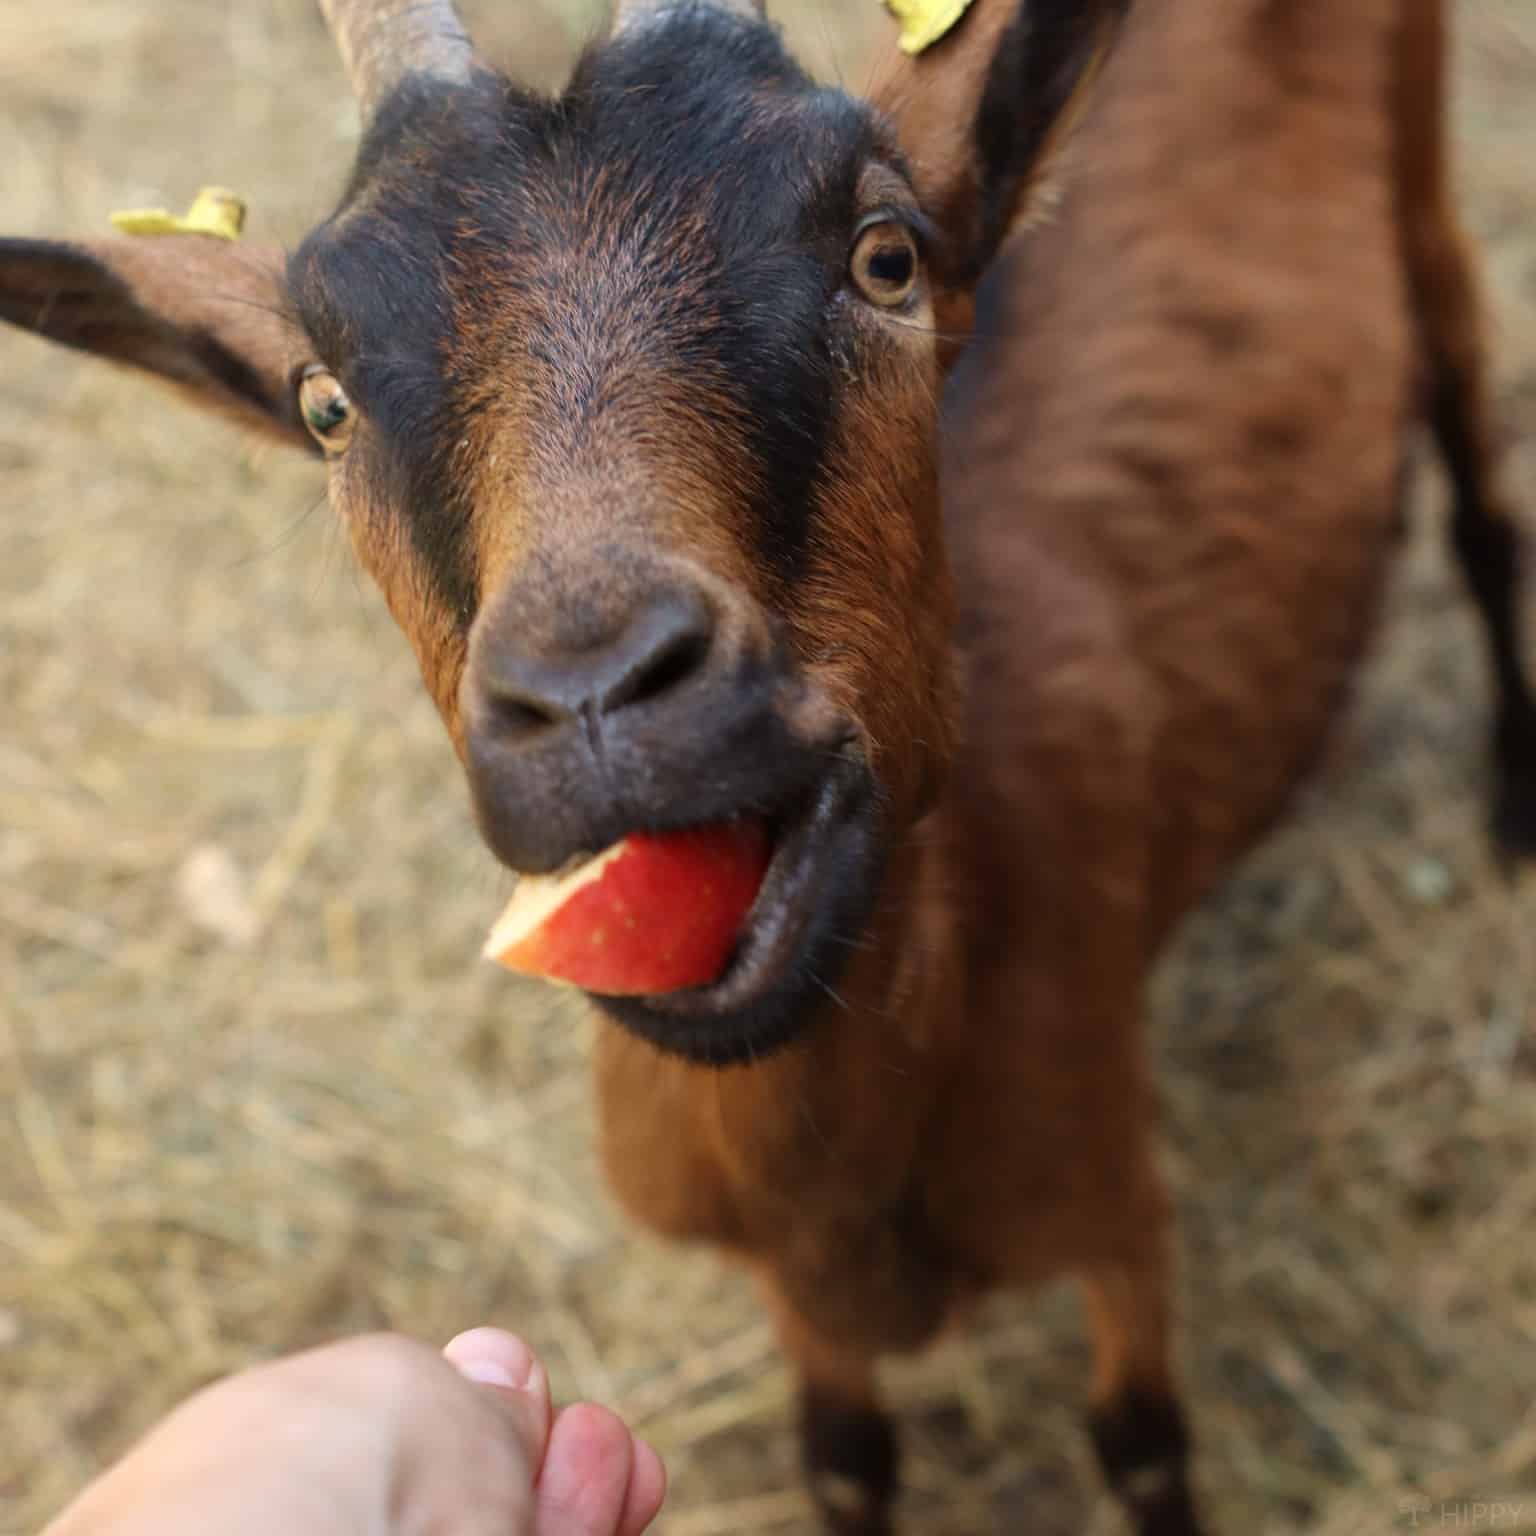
(298, 366, 356, 454)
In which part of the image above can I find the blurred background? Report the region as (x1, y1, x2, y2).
(2, 2, 1535, 1531)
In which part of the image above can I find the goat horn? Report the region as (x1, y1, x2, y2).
(318, 0, 478, 118)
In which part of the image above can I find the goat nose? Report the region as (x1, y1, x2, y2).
(474, 586, 716, 743)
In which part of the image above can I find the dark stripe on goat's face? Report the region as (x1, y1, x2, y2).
(288, 83, 487, 628)
(546, 15, 880, 582)
(287, 10, 894, 629)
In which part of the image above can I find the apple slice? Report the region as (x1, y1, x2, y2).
(483, 822, 771, 995)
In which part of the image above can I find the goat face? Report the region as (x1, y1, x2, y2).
(288, 15, 949, 1059)
(0, 0, 1127, 1063)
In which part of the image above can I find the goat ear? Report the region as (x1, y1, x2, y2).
(0, 236, 315, 452)
(877, 0, 1129, 294)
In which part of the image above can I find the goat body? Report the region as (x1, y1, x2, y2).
(597, 2, 1534, 1528)
(1, 2, 1530, 1532)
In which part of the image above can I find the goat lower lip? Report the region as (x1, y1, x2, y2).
(587, 756, 880, 1061)
(709, 783, 832, 989)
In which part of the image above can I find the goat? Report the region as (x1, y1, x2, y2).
(2, 1, 1531, 1531)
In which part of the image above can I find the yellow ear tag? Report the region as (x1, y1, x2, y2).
(109, 186, 246, 241)
(884, 0, 976, 55)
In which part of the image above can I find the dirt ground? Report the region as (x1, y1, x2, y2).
(3, 3, 1536, 1533)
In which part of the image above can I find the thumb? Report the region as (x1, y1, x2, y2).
(443, 1329, 554, 1476)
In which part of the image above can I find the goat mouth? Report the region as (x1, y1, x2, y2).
(590, 755, 883, 1065)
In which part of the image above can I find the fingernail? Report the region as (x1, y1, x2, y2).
(445, 1330, 536, 1391)
(456, 1357, 527, 1390)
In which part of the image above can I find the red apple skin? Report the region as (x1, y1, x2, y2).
(485, 822, 772, 996)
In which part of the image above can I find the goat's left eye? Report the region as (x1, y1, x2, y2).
(298, 365, 356, 454)
(849, 220, 920, 308)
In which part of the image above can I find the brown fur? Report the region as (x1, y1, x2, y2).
(601, 0, 1517, 1528)
(0, 1, 1523, 1529)
(0, 239, 305, 444)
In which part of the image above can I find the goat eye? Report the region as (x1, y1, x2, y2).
(849, 220, 920, 308)
(298, 365, 355, 453)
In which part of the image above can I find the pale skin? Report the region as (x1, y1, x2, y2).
(42, 1329, 666, 1536)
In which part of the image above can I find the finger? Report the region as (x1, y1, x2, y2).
(618, 1436, 667, 1536)
(536, 1403, 635, 1536)
(443, 1328, 553, 1472)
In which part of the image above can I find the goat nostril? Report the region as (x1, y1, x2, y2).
(487, 690, 566, 738)
(470, 587, 718, 746)
(604, 628, 711, 714)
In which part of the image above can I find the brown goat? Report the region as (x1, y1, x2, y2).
(2, 1, 1531, 1531)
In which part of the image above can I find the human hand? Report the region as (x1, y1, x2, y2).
(44, 1328, 665, 1536)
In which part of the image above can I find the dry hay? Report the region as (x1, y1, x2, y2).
(3, 3, 1536, 1533)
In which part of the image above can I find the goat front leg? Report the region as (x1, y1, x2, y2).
(1079, 1177, 1202, 1536)
(758, 1274, 898, 1536)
